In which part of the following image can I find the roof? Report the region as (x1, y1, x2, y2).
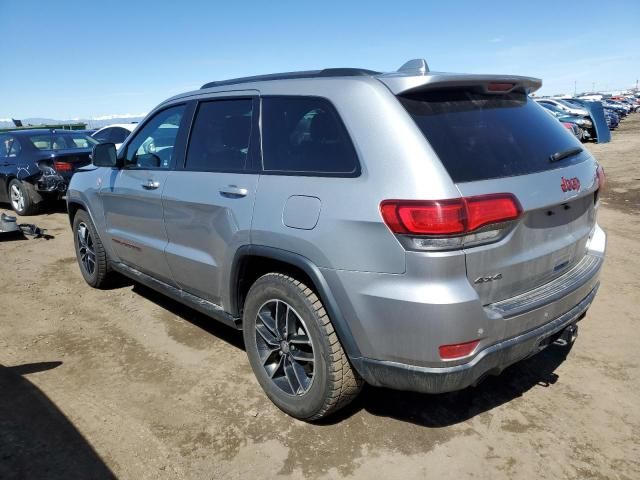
(197, 59, 541, 95)
(2, 128, 92, 136)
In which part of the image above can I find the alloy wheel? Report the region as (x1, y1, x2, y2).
(77, 222, 96, 276)
(10, 183, 24, 212)
(255, 299, 315, 396)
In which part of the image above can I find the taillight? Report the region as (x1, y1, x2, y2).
(439, 340, 480, 360)
(381, 194, 521, 236)
(54, 161, 73, 172)
(381, 194, 521, 251)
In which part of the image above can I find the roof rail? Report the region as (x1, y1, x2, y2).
(200, 68, 379, 89)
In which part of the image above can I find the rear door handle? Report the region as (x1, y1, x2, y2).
(219, 185, 248, 198)
(142, 179, 160, 190)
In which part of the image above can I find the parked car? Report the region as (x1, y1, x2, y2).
(537, 101, 592, 140)
(91, 123, 136, 149)
(0, 129, 97, 215)
(67, 59, 606, 420)
(561, 121, 582, 138)
(536, 98, 589, 117)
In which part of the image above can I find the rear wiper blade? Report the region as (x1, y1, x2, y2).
(549, 146, 583, 163)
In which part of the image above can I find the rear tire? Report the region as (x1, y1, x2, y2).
(8, 179, 39, 216)
(243, 273, 363, 421)
(72, 210, 113, 288)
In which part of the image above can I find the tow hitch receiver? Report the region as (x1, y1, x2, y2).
(553, 324, 579, 347)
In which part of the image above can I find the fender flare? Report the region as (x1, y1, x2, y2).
(230, 245, 362, 359)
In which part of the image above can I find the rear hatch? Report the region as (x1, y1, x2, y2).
(396, 85, 600, 305)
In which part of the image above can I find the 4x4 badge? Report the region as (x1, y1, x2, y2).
(561, 177, 580, 192)
(474, 273, 503, 284)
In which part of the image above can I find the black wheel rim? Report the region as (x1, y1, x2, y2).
(255, 299, 315, 396)
(77, 222, 96, 276)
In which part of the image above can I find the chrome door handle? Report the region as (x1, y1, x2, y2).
(219, 185, 248, 198)
(142, 179, 160, 190)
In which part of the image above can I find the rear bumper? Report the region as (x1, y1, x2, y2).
(352, 284, 597, 394)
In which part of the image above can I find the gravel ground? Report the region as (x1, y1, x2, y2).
(1, 116, 639, 480)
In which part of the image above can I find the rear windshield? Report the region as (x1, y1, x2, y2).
(399, 90, 585, 183)
(29, 133, 98, 151)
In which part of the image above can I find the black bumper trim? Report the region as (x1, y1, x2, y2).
(352, 284, 598, 394)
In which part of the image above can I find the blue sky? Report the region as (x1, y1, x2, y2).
(1, 0, 638, 120)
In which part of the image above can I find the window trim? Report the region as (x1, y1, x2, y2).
(181, 96, 259, 174)
(258, 95, 361, 178)
(120, 102, 191, 171)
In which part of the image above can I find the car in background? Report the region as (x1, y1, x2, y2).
(564, 98, 619, 130)
(91, 124, 136, 149)
(561, 121, 582, 138)
(536, 98, 589, 117)
(536, 101, 592, 141)
(0, 129, 97, 215)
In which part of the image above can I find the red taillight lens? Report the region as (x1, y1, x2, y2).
(380, 194, 521, 236)
(54, 161, 73, 172)
(596, 165, 606, 192)
(465, 195, 521, 231)
(381, 199, 465, 235)
(439, 340, 480, 360)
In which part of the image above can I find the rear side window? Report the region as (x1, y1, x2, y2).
(261, 97, 359, 176)
(28, 133, 97, 150)
(399, 90, 585, 183)
(185, 99, 253, 172)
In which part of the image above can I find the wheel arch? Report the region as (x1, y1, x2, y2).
(230, 245, 362, 359)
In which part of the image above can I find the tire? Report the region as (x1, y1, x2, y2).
(72, 209, 113, 288)
(243, 273, 363, 421)
(8, 179, 39, 216)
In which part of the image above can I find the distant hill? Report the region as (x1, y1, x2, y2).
(0, 114, 146, 130)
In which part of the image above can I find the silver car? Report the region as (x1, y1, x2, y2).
(67, 59, 606, 420)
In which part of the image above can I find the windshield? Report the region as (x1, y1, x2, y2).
(29, 133, 98, 150)
(399, 90, 585, 183)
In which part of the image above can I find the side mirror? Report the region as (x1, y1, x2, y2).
(92, 142, 119, 167)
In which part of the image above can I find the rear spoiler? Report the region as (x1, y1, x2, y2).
(377, 72, 542, 96)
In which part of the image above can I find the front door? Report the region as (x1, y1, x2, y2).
(100, 104, 188, 284)
(162, 97, 259, 305)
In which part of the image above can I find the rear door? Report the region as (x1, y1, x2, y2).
(162, 96, 259, 304)
(399, 88, 600, 305)
(100, 104, 189, 284)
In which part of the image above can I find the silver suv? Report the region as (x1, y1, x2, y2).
(67, 59, 606, 420)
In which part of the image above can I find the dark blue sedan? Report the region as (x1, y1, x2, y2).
(0, 129, 97, 215)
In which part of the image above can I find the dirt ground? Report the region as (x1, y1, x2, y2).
(1, 117, 639, 480)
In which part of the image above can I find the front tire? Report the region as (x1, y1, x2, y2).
(72, 210, 112, 288)
(8, 179, 39, 216)
(243, 273, 363, 421)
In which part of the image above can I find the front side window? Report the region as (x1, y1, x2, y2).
(124, 105, 185, 169)
(261, 97, 359, 175)
(185, 99, 253, 172)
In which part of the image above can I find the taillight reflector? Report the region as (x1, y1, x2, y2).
(439, 340, 480, 360)
(54, 161, 73, 172)
(596, 165, 606, 192)
(380, 194, 521, 236)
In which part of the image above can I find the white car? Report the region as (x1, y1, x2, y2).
(535, 98, 589, 117)
(91, 123, 136, 149)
